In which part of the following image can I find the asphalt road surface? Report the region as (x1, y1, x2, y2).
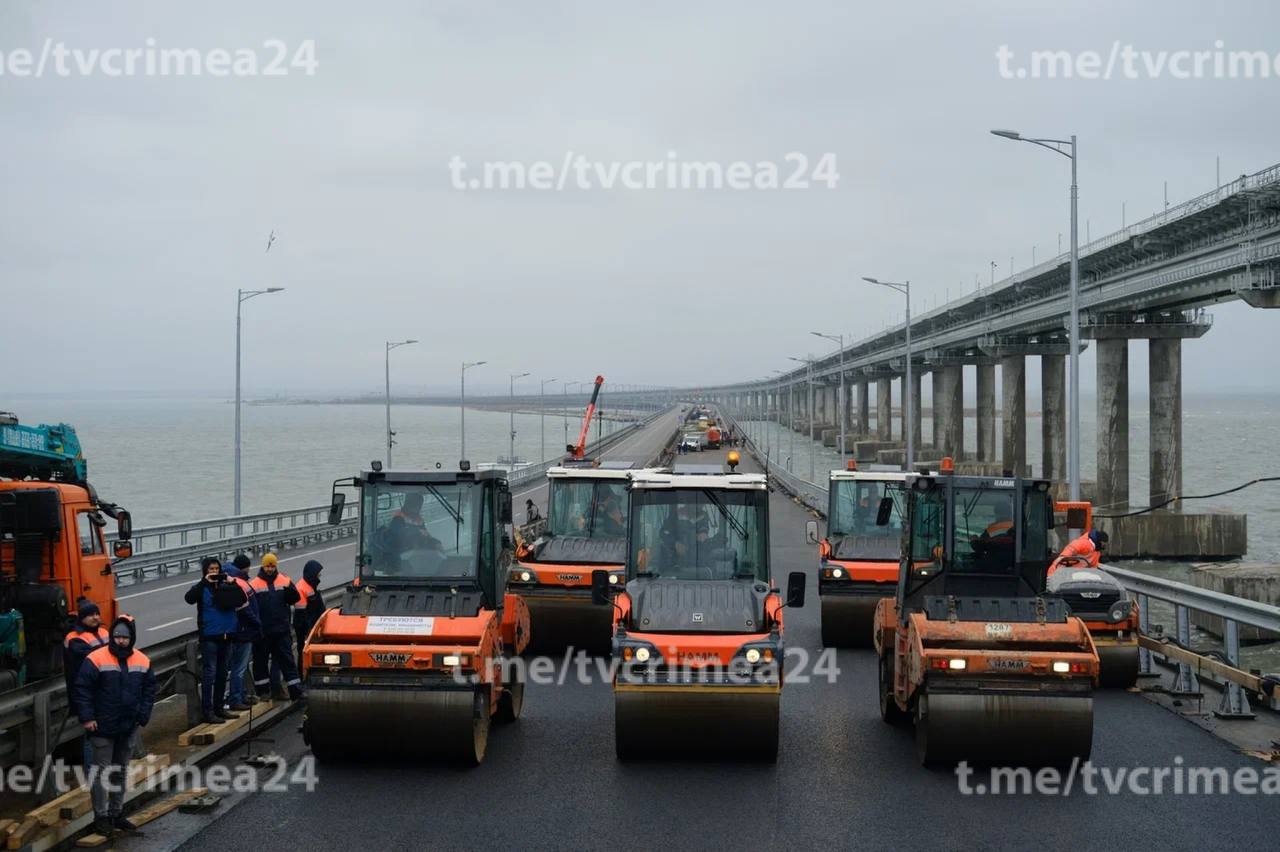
(124, 410, 683, 646)
(155, 436, 1280, 851)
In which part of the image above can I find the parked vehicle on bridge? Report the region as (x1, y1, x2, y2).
(705, 426, 722, 449)
(302, 464, 528, 765)
(509, 460, 643, 653)
(1047, 501, 1141, 688)
(592, 452, 806, 761)
(873, 461, 1099, 766)
(806, 463, 907, 647)
(0, 416, 132, 692)
(679, 434, 703, 453)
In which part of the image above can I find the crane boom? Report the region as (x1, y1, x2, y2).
(566, 376, 605, 460)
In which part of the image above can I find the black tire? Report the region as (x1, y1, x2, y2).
(879, 653, 910, 726)
(494, 664, 525, 724)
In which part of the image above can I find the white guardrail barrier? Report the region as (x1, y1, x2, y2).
(720, 407, 1280, 717)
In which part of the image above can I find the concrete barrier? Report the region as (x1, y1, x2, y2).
(1188, 563, 1280, 642)
(1097, 511, 1248, 559)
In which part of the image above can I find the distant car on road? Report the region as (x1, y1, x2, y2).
(680, 436, 703, 452)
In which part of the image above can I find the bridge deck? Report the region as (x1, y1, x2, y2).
(168, 440, 1280, 851)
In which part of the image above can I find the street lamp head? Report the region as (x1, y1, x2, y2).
(266, 287, 285, 293)
(861, 276, 880, 284)
(990, 129, 1021, 140)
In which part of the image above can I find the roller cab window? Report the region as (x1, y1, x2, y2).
(547, 479, 629, 539)
(628, 488, 768, 582)
(360, 481, 480, 580)
(830, 480, 904, 539)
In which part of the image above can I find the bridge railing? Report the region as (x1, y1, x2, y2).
(720, 407, 1280, 715)
(106, 409, 668, 586)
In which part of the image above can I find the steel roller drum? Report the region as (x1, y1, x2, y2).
(1096, 643, 1141, 688)
(914, 691, 1093, 767)
(614, 686, 780, 762)
(819, 595, 880, 648)
(305, 685, 489, 765)
(523, 598, 613, 656)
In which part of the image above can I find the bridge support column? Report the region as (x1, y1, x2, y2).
(1042, 354, 1066, 481)
(975, 364, 995, 462)
(937, 365, 963, 459)
(876, 378, 892, 441)
(901, 371, 921, 455)
(930, 370, 943, 450)
(856, 382, 869, 438)
(1149, 338, 1182, 509)
(1000, 355, 1026, 474)
(1096, 339, 1129, 512)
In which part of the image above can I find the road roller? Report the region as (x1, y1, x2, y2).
(873, 463, 1099, 766)
(509, 460, 643, 654)
(301, 464, 529, 766)
(593, 452, 806, 762)
(1048, 501, 1141, 688)
(806, 462, 908, 648)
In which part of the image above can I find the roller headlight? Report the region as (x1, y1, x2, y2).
(948, 658, 966, 670)
(609, 574, 620, 585)
(322, 654, 341, 666)
(1052, 660, 1071, 674)
(519, 570, 532, 582)
(831, 567, 844, 579)
(1109, 600, 1133, 621)
(634, 647, 651, 663)
(745, 648, 762, 664)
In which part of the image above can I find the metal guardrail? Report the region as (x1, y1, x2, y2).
(108, 503, 358, 554)
(721, 407, 1280, 717)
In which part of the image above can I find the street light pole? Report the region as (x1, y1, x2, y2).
(460, 360, 487, 462)
(385, 339, 418, 467)
(812, 332, 845, 457)
(789, 356, 817, 482)
(234, 286, 284, 515)
(990, 129, 1080, 500)
(540, 378, 557, 463)
(862, 278, 914, 471)
(509, 371, 530, 466)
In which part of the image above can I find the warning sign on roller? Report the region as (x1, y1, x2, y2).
(366, 616, 436, 635)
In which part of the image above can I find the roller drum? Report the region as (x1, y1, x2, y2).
(305, 685, 489, 765)
(524, 597, 613, 656)
(914, 690, 1093, 767)
(614, 687, 779, 762)
(1096, 642, 1140, 689)
(819, 595, 879, 648)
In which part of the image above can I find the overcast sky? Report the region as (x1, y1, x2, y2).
(3, 0, 1278, 398)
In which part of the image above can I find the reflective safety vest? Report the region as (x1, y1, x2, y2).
(1060, 533, 1102, 567)
(64, 626, 109, 650)
(294, 578, 314, 610)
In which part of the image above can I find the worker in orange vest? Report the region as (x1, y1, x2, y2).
(1058, 529, 1109, 569)
(292, 560, 326, 659)
(64, 598, 109, 766)
(250, 553, 303, 700)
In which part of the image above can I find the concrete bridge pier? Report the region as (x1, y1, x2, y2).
(1001, 355, 1026, 475)
(856, 381, 870, 440)
(1042, 353, 1066, 481)
(1095, 338, 1130, 512)
(902, 370, 922, 458)
(875, 378, 892, 441)
(975, 363, 996, 462)
(936, 365, 964, 459)
(1149, 338, 1183, 508)
(930, 369, 943, 450)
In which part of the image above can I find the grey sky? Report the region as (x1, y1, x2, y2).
(2, 0, 1278, 397)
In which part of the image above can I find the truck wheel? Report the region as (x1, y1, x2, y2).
(879, 653, 910, 726)
(495, 663, 525, 724)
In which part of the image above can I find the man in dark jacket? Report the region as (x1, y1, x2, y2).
(292, 559, 325, 660)
(73, 615, 157, 837)
(250, 553, 303, 700)
(183, 557, 247, 723)
(64, 598, 108, 766)
(223, 554, 261, 710)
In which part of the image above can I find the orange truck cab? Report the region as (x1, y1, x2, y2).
(302, 466, 528, 765)
(807, 465, 908, 648)
(1, 416, 132, 697)
(591, 460, 806, 762)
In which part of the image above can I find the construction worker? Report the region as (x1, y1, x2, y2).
(293, 559, 325, 660)
(72, 615, 156, 838)
(525, 499, 542, 524)
(1057, 528, 1109, 569)
(250, 553, 303, 701)
(184, 557, 248, 723)
(222, 554, 261, 711)
(595, 487, 627, 537)
(64, 598, 108, 766)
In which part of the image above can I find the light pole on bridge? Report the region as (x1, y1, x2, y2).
(788, 356, 817, 483)
(540, 377, 557, 463)
(234, 286, 285, 515)
(460, 360, 487, 462)
(384, 339, 418, 468)
(862, 277, 913, 472)
(811, 332, 846, 458)
(508, 372, 530, 466)
(991, 128, 1081, 501)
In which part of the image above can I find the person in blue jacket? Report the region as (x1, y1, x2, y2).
(184, 557, 248, 723)
(73, 615, 157, 837)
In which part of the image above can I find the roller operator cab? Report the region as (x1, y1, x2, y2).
(594, 461, 806, 762)
(0, 418, 132, 695)
(806, 465, 908, 648)
(302, 467, 529, 766)
(1047, 501, 1141, 688)
(509, 461, 643, 653)
(873, 469, 1099, 767)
